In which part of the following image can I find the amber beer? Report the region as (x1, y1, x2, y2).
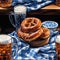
(56, 0, 60, 7)
(56, 35, 60, 60)
(0, 0, 12, 8)
(0, 35, 12, 60)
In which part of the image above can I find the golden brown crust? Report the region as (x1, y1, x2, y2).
(40, 27, 50, 39)
(21, 17, 42, 33)
(17, 28, 43, 42)
(17, 17, 50, 47)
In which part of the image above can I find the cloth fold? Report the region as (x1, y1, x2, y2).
(9, 31, 58, 60)
(12, 0, 54, 12)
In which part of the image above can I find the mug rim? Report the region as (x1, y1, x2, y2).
(14, 5, 26, 8)
(14, 5, 27, 13)
(0, 34, 12, 44)
(42, 21, 58, 29)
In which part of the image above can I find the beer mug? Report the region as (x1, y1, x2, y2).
(0, 34, 13, 60)
(55, 0, 60, 7)
(0, 0, 12, 8)
(56, 35, 60, 60)
(42, 21, 58, 36)
(9, 5, 27, 30)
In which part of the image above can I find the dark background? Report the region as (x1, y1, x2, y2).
(0, 15, 60, 34)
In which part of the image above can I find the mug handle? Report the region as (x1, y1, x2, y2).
(9, 11, 16, 28)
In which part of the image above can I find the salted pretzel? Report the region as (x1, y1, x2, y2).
(17, 28, 43, 42)
(21, 17, 41, 33)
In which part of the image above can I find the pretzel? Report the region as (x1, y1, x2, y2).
(30, 38, 49, 47)
(40, 27, 50, 39)
(17, 28, 43, 42)
(21, 17, 41, 33)
(17, 17, 50, 47)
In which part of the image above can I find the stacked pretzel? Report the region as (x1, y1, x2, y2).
(17, 17, 50, 47)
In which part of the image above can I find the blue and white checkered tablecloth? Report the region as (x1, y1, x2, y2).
(12, 0, 54, 11)
(9, 31, 59, 60)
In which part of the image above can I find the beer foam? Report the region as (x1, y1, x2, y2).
(56, 35, 60, 43)
(14, 5, 26, 14)
(0, 35, 11, 44)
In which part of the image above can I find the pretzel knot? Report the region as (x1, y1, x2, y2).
(21, 17, 41, 33)
(17, 17, 43, 42)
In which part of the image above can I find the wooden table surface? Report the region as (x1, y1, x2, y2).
(27, 4, 60, 16)
(0, 6, 13, 15)
(42, 4, 60, 9)
(0, 4, 60, 15)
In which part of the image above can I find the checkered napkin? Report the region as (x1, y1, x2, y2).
(12, 0, 54, 12)
(9, 31, 59, 60)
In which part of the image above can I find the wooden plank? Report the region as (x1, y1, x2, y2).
(0, 4, 60, 15)
(42, 4, 60, 9)
(0, 7, 13, 15)
(27, 4, 60, 16)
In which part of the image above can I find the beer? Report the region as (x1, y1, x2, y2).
(9, 5, 27, 30)
(14, 5, 26, 14)
(56, 0, 60, 7)
(56, 35, 60, 60)
(0, 35, 12, 60)
(0, 0, 12, 8)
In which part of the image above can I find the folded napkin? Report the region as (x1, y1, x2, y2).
(9, 31, 58, 60)
(12, 0, 54, 12)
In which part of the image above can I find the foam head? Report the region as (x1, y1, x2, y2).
(14, 5, 26, 14)
(56, 35, 60, 43)
(0, 35, 12, 44)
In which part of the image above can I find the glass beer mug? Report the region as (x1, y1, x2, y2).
(56, 35, 60, 60)
(0, 34, 13, 60)
(9, 5, 27, 30)
(0, 0, 12, 8)
(56, 0, 60, 7)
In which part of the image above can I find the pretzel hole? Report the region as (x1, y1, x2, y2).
(27, 19, 32, 23)
(34, 20, 37, 24)
(31, 23, 35, 26)
(25, 24, 29, 27)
